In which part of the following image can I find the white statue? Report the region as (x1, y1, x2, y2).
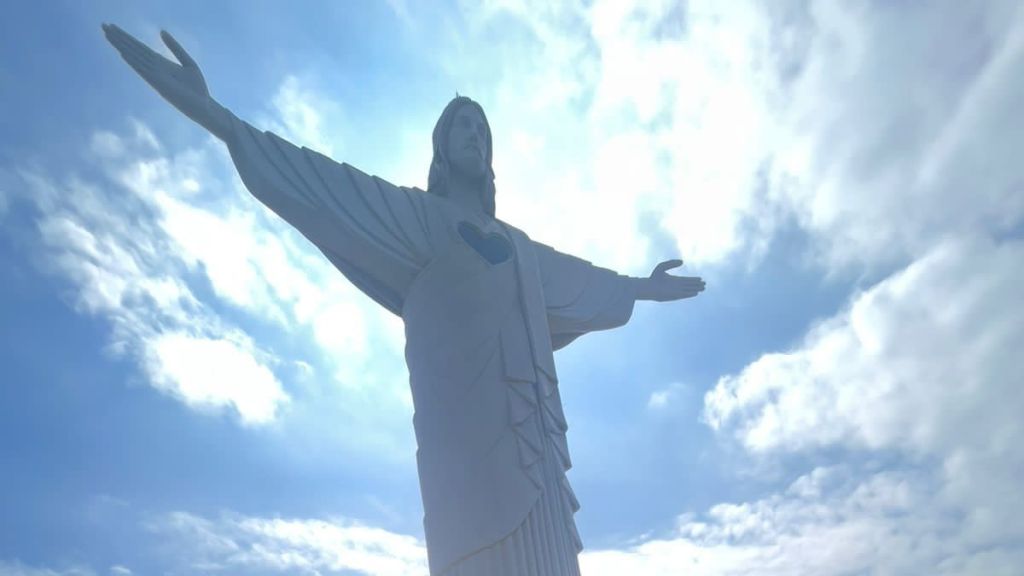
(103, 25, 705, 576)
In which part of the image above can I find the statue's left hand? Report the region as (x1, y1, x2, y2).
(635, 259, 706, 302)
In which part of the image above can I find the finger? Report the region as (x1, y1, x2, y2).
(118, 51, 164, 85)
(103, 23, 150, 53)
(110, 37, 161, 69)
(104, 25, 166, 67)
(672, 276, 706, 290)
(113, 39, 174, 81)
(652, 259, 683, 276)
(112, 41, 165, 79)
(161, 30, 197, 69)
(108, 36, 155, 69)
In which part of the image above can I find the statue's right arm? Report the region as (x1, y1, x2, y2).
(103, 25, 443, 313)
(102, 25, 231, 141)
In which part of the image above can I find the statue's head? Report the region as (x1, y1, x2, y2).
(428, 95, 496, 217)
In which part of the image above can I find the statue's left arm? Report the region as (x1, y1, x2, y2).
(534, 243, 705, 350)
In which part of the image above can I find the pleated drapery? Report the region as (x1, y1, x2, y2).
(442, 439, 582, 576)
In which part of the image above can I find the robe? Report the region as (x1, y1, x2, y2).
(225, 115, 635, 575)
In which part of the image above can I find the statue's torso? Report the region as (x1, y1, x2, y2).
(401, 213, 574, 573)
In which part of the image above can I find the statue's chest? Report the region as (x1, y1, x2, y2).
(403, 219, 524, 330)
(402, 216, 558, 408)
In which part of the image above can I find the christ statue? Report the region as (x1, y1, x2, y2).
(103, 25, 705, 576)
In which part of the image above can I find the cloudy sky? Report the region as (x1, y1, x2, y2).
(2, 0, 1023, 574)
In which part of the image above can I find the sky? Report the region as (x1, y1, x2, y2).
(1, 0, 1022, 574)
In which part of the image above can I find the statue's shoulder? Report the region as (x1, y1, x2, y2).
(497, 220, 531, 242)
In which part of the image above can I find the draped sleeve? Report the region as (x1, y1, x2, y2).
(225, 114, 448, 316)
(532, 242, 636, 350)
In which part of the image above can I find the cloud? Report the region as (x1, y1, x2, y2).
(133, 458, 1015, 576)
(9, 72, 414, 444)
(580, 465, 1024, 576)
(415, 0, 786, 274)
(145, 332, 289, 425)
(763, 0, 1024, 272)
(15, 128, 290, 426)
(420, 0, 1024, 281)
(259, 75, 348, 159)
(647, 381, 690, 410)
(695, 232, 1024, 572)
(146, 511, 427, 576)
(6, 53, 430, 433)
(704, 234, 1024, 459)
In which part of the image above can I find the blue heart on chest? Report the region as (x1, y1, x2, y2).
(458, 221, 512, 264)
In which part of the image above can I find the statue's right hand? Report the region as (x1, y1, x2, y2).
(102, 24, 217, 131)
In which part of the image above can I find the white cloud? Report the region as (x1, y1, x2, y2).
(260, 75, 346, 158)
(145, 332, 289, 425)
(580, 466, 1024, 576)
(149, 193, 291, 325)
(90, 131, 124, 158)
(10, 71, 417, 446)
(647, 381, 689, 410)
(110, 127, 395, 368)
(426, 0, 1024, 281)
(147, 511, 428, 576)
(647, 389, 672, 410)
(134, 463, 1016, 576)
(7, 59, 434, 433)
(764, 0, 1024, 271)
(696, 233, 1024, 572)
(426, 0, 786, 274)
(704, 234, 1024, 459)
(17, 129, 290, 426)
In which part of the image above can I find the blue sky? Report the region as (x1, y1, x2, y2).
(2, 1, 1023, 575)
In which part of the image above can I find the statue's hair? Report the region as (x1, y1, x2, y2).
(427, 96, 497, 218)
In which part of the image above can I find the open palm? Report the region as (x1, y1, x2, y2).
(645, 259, 705, 302)
(102, 24, 219, 134)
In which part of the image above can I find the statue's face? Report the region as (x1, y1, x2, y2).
(446, 105, 489, 180)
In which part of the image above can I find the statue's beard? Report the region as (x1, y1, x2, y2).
(429, 153, 495, 217)
(450, 155, 487, 183)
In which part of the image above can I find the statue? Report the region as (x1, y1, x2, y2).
(102, 25, 705, 576)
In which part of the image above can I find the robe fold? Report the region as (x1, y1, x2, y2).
(226, 115, 635, 575)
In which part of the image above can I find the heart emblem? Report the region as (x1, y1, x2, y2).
(458, 221, 512, 265)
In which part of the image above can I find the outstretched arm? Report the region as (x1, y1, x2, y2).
(102, 24, 232, 141)
(535, 244, 706, 350)
(102, 25, 448, 315)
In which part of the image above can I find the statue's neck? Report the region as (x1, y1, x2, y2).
(447, 174, 489, 218)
